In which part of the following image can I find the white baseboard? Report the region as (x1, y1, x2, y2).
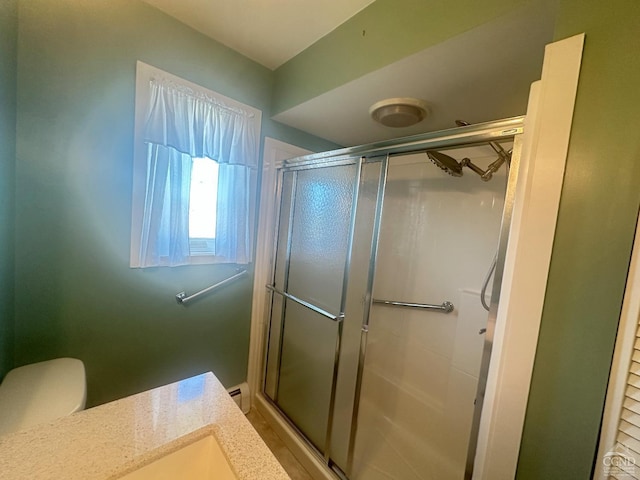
(227, 382, 250, 414)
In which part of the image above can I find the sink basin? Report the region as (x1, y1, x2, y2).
(119, 434, 237, 480)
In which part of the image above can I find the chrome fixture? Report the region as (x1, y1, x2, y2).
(266, 285, 342, 322)
(369, 97, 429, 128)
(426, 146, 506, 311)
(426, 142, 512, 181)
(176, 268, 247, 305)
(372, 298, 454, 313)
(426, 150, 464, 177)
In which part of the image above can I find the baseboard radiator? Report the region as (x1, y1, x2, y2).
(226, 382, 250, 414)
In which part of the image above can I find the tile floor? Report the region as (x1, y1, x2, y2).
(246, 408, 314, 480)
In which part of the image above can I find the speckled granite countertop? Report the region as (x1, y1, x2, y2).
(0, 372, 290, 480)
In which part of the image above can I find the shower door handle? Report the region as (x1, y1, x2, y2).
(372, 299, 454, 313)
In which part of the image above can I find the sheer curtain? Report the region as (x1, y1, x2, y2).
(137, 77, 257, 267)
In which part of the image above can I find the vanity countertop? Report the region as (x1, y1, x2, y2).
(0, 372, 290, 480)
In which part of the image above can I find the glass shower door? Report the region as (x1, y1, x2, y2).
(263, 161, 358, 454)
(262, 142, 510, 479)
(348, 152, 506, 480)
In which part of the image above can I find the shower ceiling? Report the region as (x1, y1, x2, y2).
(141, 1, 555, 147)
(274, 3, 556, 146)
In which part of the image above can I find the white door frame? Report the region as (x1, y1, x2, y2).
(247, 34, 585, 480)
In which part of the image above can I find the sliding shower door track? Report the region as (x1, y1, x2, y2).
(261, 394, 339, 474)
(283, 117, 524, 168)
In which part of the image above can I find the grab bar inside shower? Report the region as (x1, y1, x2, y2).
(176, 269, 247, 305)
(372, 298, 454, 313)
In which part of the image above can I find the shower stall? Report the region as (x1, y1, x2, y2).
(260, 118, 522, 480)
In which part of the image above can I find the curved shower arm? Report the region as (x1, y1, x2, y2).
(454, 119, 512, 181)
(460, 148, 512, 182)
(460, 157, 487, 178)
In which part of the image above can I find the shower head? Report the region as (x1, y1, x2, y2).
(426, 150, 464, 177)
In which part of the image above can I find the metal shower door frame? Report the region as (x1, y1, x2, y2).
(262, 156, 362, 463)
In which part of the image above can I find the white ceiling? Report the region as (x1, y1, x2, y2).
(140, 0, 375, 70)
(142, 1, 555, 148)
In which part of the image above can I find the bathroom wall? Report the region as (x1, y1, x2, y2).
(0, 0, 18, 380)
(10, 0, 640, 474)
(516, 1, 640, 478)
(13, 0, 337, 407)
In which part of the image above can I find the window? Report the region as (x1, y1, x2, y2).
(188, 158, 219, 255)
(130, 62, 261, 268)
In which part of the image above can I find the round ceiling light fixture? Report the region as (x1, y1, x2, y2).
(369, 97, 429, 128)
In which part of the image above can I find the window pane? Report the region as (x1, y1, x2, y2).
(189, 157, 219, 239)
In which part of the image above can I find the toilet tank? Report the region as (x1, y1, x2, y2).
(0, 358, 86, 435)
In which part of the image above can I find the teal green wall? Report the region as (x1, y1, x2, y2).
(0, 0, 18, 380)
(272, 0, 536, 114)
(9, 0, 640, 475)
(516, 0, 640, 478)
(13, 0, 336, 407)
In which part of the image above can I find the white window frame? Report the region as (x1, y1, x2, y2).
(130, 61, 261, 268)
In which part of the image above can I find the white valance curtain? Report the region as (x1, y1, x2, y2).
(137, 78, 257, 267)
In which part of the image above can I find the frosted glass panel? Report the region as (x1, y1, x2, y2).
(287, 164, 356, 314)
(277, 301, 339, 450)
